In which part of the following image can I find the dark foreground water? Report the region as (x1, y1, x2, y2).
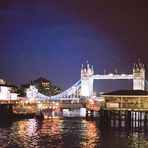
(0, 117, 147, 148)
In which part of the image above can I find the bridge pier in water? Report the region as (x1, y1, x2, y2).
(99, 109, 148, 130)
(86, 110, 97, 118)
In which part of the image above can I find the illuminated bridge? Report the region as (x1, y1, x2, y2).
(26, 60, 145, 102)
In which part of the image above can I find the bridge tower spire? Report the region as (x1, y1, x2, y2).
(80, 61, 94, 97)
(133, 60, 145, 90)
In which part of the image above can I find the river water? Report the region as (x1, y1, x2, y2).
(0, 117, 147, 148)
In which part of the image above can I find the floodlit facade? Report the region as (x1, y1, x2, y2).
(0, 85, 17, 100)
(80, 62, 94, 97)
(80, 61, 146, 98)
(101, 90, 148, 110)
(133, 62, 145, 90)
(0, 79, 5, 85)
(26, 85, 38, 100)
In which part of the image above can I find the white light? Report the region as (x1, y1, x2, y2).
(81, 85, 90, 96)
(10, 93, 17, 100)
(0, 92, 9, 100)
(109, 73, 113, 76)
(55, 103, 59, 106)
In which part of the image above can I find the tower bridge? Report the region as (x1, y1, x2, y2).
(0, 61, 147, 119)
(26, 60, 145, 101)
(80, 61, 145, 97)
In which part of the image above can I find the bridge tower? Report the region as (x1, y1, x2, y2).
(80, 61, 94, 97)
(133, 60, 145, 90)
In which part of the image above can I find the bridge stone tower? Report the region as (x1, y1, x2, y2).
(80, 61, 94, 97)
(133, 61, 145, 90)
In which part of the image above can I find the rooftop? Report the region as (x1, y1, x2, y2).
(102, 90, 148, 96)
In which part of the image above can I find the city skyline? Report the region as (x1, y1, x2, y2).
(0, 0, 147, 92)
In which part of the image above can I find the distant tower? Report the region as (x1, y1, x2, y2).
(80, 61, 94, 97)
(133, 60, 145, 90)
(26, 85, 38, 100)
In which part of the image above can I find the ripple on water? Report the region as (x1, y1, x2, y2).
(0, 117, 147, 148)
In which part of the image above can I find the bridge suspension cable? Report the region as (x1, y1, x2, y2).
(36, 80, 81, 101)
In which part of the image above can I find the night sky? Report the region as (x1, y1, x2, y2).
(0, 0, 148, 93)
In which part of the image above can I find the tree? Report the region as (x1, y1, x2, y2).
(33, 77, 61, 96)
(17, 77, 62, 97)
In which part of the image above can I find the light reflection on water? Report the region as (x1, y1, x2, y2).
(0, 117, 147, 148)
(80, 120, 100, 148)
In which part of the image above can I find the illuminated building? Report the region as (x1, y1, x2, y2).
(80, 61, 94, 97)
(28, 77, 61, 96)
(26, 85, 38, 100)
(0, 79, 5, 85)
(0, 79, 18, 100)
(80, 60, 145, 98)
(0, 85, 18, 100)
(101, 90, 148, 110)
(133, 61, 145, 90)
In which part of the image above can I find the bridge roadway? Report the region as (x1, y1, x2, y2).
(1, 99, 148, 113)
(38, 102, 84, 110)
(91, 74, 133, 80)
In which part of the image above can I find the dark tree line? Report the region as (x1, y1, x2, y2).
(10, 77, 61, 97)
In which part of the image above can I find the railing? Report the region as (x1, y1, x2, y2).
(91, 74, 133, 80)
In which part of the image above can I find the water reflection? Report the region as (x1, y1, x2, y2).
(0, 117, 147, 147)
(80, 120, 100, 148)
(17, 119, 37, 137)
(104, 110, 148, 147)
(13, 119, 39, 147)
(37, 117, 63, 147)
